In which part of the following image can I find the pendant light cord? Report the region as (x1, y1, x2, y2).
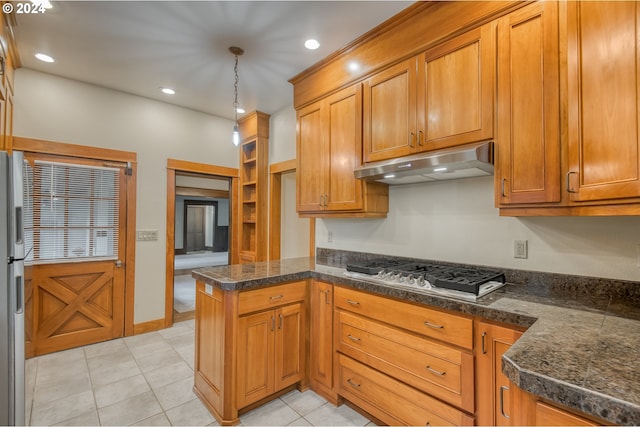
(233, 53, 239, 124)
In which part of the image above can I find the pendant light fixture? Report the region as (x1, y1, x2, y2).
(229, 46, 244, 146)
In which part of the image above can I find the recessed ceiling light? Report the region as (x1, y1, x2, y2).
(161, 88, 175, 95)
(35, 53, 54, 63)
(304, 39, 320, 50)
(236, 107, 245, 114)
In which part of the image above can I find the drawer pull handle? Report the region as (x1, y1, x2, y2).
(423, 321, 443, 329)
(270, 294, 283, 301)
(500, 385, 510, 419)
(346, 299, 360, 306)
(347, 379, 361, 389)
(347, 335, 361, 342)
(425, 365, 446, 376)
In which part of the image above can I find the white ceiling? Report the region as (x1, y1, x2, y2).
(14, 1, 413, 120)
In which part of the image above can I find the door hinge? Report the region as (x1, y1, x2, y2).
(125, 162, 133, 176)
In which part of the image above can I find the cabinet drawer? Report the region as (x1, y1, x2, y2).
(334, 286, 473, 349)
(337, 311, 473, 411)
(338, 355, 474, 426)
(238, 281, 306, 315)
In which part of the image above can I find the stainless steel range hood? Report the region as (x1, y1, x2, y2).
(354, 141, 494, 185)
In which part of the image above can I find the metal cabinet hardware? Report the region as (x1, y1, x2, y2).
(409, 132, 415, 148)
(425, 365, 446, 376)
(279, 314, 283, 330)
(500, 385, 510, 419)
(271, 316, 275, 332)
(346, 299, 360, 306)
(418, 130, 424, 146)
(501, 178, 507, 197)
(481, 331, 487, 354)
(322, 290, 330, 305)
(115, 260, 123, 268)
(347, 335, 361, 342)
(423, 321, 443, 329)
(347, 379, 361, 389)
(269, 294, 283, 301)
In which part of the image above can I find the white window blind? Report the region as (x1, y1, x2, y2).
(23, 160, 120, 264)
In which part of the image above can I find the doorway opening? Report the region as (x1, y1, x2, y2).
(173, 174, 231, 322)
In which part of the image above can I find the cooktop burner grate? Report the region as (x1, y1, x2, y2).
(346, 260, 505, 295)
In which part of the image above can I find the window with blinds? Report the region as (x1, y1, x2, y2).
(23, 160, 120, 264)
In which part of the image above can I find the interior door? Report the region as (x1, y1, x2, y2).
(186, 205, 206, 252)
(24, 153, 128, 357)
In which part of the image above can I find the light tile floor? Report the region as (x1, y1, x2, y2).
(25, 319, 374, 426)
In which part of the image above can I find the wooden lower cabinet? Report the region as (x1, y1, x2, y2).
(511, 385, 602, 426)
(338, 355, 474, 426)
(237, 302, 305, 407)
(333, 286, 475, 425)
(194, 280, 306, 425)
(309, 281, 337, 402)
(475, 321, 523, 426)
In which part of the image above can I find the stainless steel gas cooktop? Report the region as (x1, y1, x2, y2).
(344, 259, 506, 302)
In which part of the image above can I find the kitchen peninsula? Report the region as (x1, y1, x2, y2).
(192, 251, 640, 426)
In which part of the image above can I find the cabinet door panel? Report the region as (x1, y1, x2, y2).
(310, 281, 333, 392)
(297, 104, 325, 212)
(476, 322, 522, 426)
(421, 24, 495, 149)
(326, 85, 364, 211)
(237, 310, 275, 408)
(496, 1, 560, 205)
(275, 303, 304, 390)
(363, 58, 417, 162)
(568, 1, 640, 201)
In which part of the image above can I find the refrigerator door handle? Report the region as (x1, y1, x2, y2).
(15, 275, 23, 315)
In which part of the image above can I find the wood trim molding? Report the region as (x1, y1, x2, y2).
(269, 159, 296, 174)
(176, 186, 230, 199)
(165, 168, 176, 328)
(269, 172, 282, 260)
(13, 136, 137, 163)
(165, 158, 239, 328)
(268, 160, 297, 261)
(133, 318, 166, 335)
(124, 163, 137, 336)
(309, 218, 316, 258)
(167, 158, 239, 177)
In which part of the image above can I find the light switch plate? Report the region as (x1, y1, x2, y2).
(136, 229, 158, 241)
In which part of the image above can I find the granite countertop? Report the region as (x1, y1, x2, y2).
(193, 257, 640, 425)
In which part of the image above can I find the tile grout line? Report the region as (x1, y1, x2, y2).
(123, 332, 172, 426)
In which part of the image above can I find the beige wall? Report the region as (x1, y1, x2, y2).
(318, 177, 640, 281)
(14, 68, 239, 324)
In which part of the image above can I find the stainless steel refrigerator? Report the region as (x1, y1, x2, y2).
(0, 150, 25, 426)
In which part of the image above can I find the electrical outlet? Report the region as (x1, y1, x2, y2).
(136, 229, 158, 241)
(328, 231, 333, 243)
(514, 240, 528, 259)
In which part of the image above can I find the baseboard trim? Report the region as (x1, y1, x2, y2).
(133, 318, 166, 335)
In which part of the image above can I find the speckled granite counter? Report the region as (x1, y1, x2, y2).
(193, 256, 640, 425)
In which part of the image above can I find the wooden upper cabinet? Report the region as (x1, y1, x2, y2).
(363, 58, 418, 162)
(420, 22, 496, 151)
(297, 84, 388, 217)
(495, 1, 561, 206)
(362, 22, 496, 163)
(297, 103, 325, 212)
(567, 1, 640, 202)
